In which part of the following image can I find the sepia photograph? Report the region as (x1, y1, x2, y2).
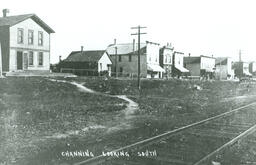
(1, 0, 256, 164)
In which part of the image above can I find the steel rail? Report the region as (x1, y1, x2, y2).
(74, 102, 256, 165)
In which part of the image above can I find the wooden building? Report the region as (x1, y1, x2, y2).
(232, 62, 251, 78)
(59, 49, 112, 76)
(184, 55, 215, 79)
(215, 57, 234, 80)
(106, 41, 165, 78)
(0, 10, 54, 73)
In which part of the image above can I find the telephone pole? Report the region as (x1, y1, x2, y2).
(114, 39, 118, 77)
(131, 26, 147, 90)
(0, 42, 3, 78)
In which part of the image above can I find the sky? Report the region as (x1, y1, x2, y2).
(2, 0, 256, 64)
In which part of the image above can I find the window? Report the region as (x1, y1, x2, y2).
(120, 67, 123, 73)
(28, 30, 34, 44)
(29, 51, 34, 65)
(18, 29, 24, 44)
(38, 52, 43, 66)
(119, 55, 122, 62)
(129, 54, 132, 62)
(38, 31, 43, 46)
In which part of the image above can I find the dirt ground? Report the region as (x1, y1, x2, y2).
(1, 77, 256, 165)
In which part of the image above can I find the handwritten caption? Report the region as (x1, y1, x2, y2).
(61, 149, 157, 158)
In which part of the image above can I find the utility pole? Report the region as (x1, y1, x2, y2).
(0, 42, 3, 78)
(131, 26, 146, 90)
(114, 39, 118, 77)
(115, 46, 118, 77)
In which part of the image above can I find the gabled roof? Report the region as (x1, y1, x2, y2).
(106, 43, 147, 55)
(64, 50, 106, 62)
(0, 14, 55, 33)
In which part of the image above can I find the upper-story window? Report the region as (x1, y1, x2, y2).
(28, 30, 34, 45)
(17, 28, 24, 44)
(38, 31, 43, 46)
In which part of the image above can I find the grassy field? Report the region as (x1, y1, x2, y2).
(1, 77, 256, 165)
(0, 77, 126, 165)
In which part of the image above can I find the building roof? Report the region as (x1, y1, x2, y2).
(184, 55, 214, 64)
(0, 14, 55, 33)
(184, 56, 201, 64)
(64, 50, 106, 62)
(106, 43, 147, 55)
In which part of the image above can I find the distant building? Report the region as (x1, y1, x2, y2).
(0, 10, 54, 73)
(106, 41, 165, 78)
(184, 55, 215, 79)
(159, 45, 173, 78)
(249, 62, 256, 75)
(172, 51, 189, 77)
(159, 45, 188, 78)
(215, 57, 234, 80)
(59, 49, 112, 76)
(232, 62, 251, 78)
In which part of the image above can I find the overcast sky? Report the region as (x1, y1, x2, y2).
(2, 0, 256, 63)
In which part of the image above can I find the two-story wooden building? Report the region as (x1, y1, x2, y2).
(0, 10, 54, 74)
(159, 45, 189, 78)
(159, 44, 173, 78)
(106, 41, 165, 78)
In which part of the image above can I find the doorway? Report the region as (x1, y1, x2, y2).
(17, 51, 23, 70)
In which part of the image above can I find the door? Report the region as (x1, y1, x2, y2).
(17, 51, 23, 70)
(23, 53, 28, 70)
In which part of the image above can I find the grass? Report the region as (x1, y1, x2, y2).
(0, 77, 126, 165)
(2, 77, 256, 165)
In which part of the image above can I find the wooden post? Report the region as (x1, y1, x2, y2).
(0, 42, 3, 78)
(131, 26, 147, 90)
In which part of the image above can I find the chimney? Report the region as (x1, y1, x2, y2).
(81, 46, 84, 52)
(133, 39, 135, 54)
(114, 39, 116, 45)
(189, 53, 191, 57)
(59, 56, 62, 62)
(2, 9, 9, 17)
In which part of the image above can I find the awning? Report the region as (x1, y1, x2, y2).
(175, 65, 189, 72)
(244, 70, 252, 76)
(147, 64, 165, 72)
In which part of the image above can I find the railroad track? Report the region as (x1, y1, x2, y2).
(74, 102, 256, 165)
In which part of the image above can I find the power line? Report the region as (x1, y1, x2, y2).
(131, 26, 147, 90)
